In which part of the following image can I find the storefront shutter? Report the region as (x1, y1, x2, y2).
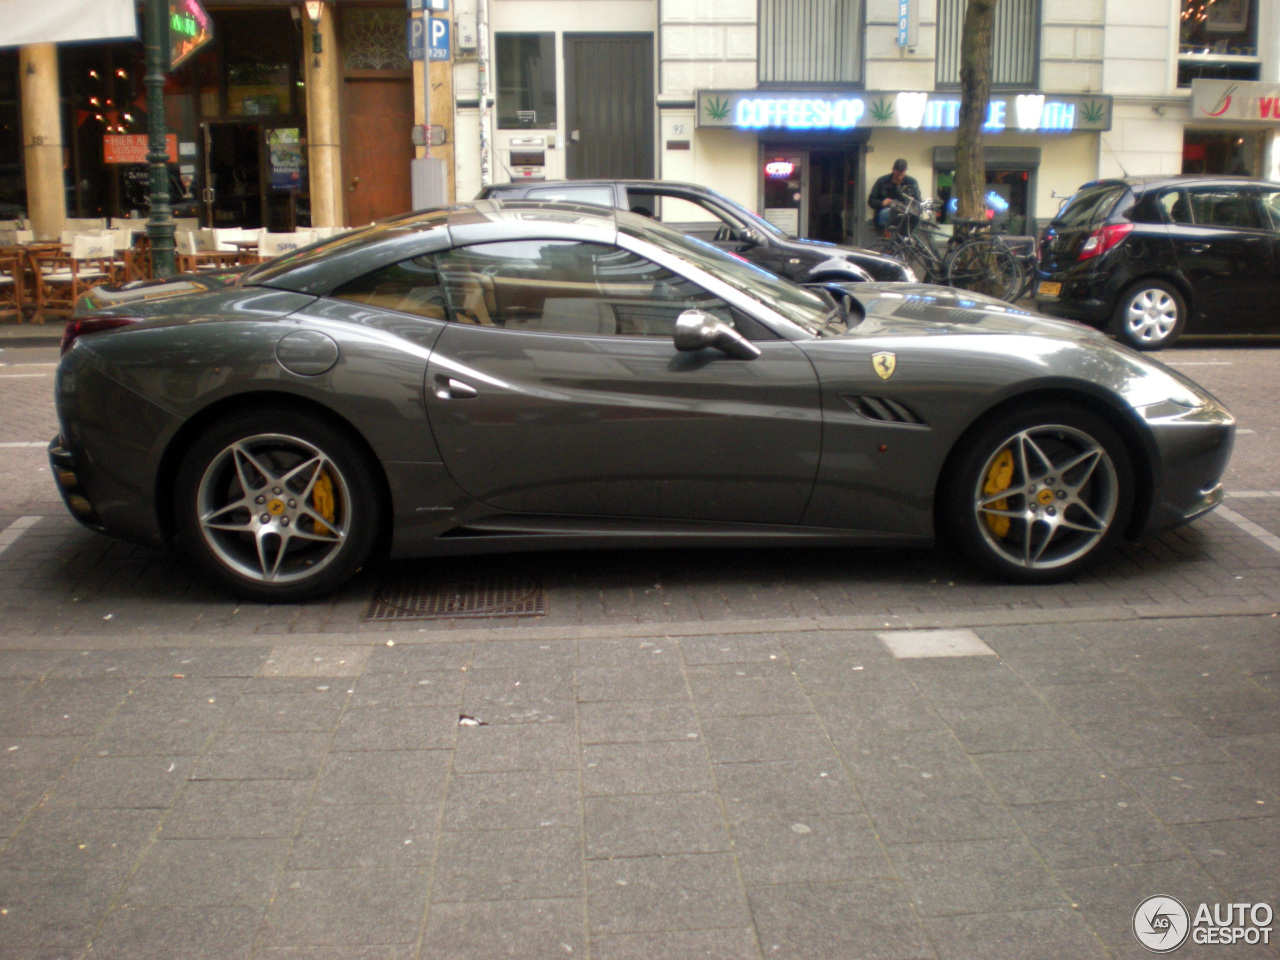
(759, 0, 861, 84)
(936, 0, 1038, 88)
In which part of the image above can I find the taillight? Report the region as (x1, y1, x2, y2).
(1078, 222, 1133, 261)
(60, 316, 142, 356)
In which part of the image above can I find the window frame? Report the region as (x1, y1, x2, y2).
(934, 0, 1041, 90)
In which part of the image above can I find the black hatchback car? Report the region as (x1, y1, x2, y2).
(1034, 176, 1280, 350)
(477, 179, 915, 285)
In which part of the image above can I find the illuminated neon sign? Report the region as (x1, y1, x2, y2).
(764, 160, 795, 178)
(697, 91, 1107, 133)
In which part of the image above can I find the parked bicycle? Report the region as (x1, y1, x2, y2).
(871, 198, 1031, 303)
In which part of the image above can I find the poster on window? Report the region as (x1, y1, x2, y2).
(1206, 0, 1247, 33)
(268, 129, 304, 191)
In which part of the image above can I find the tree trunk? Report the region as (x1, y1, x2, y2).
(955, 0, 997, 224)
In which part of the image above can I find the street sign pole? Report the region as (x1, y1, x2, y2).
(145, 0, 174, 277)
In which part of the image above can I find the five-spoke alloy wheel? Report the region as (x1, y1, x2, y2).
(176, 408, 380, 601)
(1114, 280, 1186, 351)
(942, 405, 1133, 582)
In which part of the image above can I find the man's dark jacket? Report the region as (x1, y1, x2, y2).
(867, 173, 921, 212)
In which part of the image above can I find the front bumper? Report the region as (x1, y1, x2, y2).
(1138, 405, 1235, 537)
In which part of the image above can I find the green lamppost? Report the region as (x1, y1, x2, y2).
(144, 0, 174, 277)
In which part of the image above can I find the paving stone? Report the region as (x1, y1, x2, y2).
(442, 770, 581, 831)
(289, 803, 437, 870)
(192, 731, 332, 780)
(1053, 860, 1227, 948)
(259, 868, 427, 947)
(422, 898, 585, 960)
(586, 853, 749, 935)
(0, 866, 120, 950)
(576, 665, 689, 703)
(1036, 678, 1181, 724)
(0, 651, 67, 679)
(887, 838, 1066, 917)
(900, 658, 1028, 707)
(921, 907, 1109, 960)
(330, 705, 458, 752)
(45, 649, 165, 680)
(974, 749, 1129, 806)
(590, 927, 761, 960)
(2, 679, 132, 737)
(0, 735, 89, 782)
(163, 779, 314, 840)
(577, 637, 681, 668)
(219, 687, 352, 733)
(1217, 732, 1280, 793)
(679, 635, 787, 664)
(258, 645, 371, 678)
(364, 642, 473, 674)
(432, 827, 581, 902)
(0, 807, 159, 874)
(1168, 818, 1280, 901)
(878, 628, 996, 659)
(715, 758, 861, 823)
(1010, 797, 1185, 870)
(788, 656, 917, 696)
(730, 813, 890, 886)
(578, 700, 701, 745)
(1119, 762, 1277, 824)
(85, 905, 262, 960)
(838, 727, 988, 795)
(43, 756, 191, 809)
(584, 792, 728, 859)
(979, 633, 1130, 687)
(314, 750, 451, 806)
(461, 666, 575, 724)
(87, 711, 222, 757)
(935, 700, 1084, 754)
(123, 838, 288, 906)
(157, 647, 272, 677)
(685, 662, 812, 717)
(1171, 689, 1280, 738)
(859, 793, 1019, 844)
(581, 741, 715, 796)
(747, 884, 930, 960)
(700, 714, 833, 763)
(808, 690, 946, 735)
(469, 639, 576, 668)
(452, 721, 577, 772)
(1072, 718, 1236, 769)
(258, 948, 414, 960)
(347, 670, 466, 709)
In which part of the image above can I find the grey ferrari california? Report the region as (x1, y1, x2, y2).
(51, 201, 1234, 601)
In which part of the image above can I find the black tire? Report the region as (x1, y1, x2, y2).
(940, 404, 1134, 583)
(945, 238, 1024, 302)
(1112, 280, 1186, 351)
(175, 407, 381, 602)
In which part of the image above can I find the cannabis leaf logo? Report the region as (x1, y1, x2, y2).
(870, 97, 895, 122)
(704, 96, 731, 121)
(1080, 100, 1106, 125)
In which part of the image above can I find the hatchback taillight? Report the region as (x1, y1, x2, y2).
(60, 316, 142, 356)
(1078, 222, 1133, 261)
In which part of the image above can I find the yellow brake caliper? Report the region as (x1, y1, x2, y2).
(312, 470, 336, 535)
(982, 448, 1014, 538)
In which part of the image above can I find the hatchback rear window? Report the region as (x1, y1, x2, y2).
(1054, 184, 1126, 227)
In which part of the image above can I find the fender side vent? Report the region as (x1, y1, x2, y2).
(843, 394, 926, 426)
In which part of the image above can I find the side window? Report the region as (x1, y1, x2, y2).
(525, 186, 616, 208)
(331, 256, 446, 319)
(435, 240, 746, 338)
(1186, 188, 1264, 230)
(1159, 190, 1193, 225)
(1260, 189, 1280, 232)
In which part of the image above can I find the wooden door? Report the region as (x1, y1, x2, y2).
(343, 78, 414, 226)
(565, 34, 654, 180)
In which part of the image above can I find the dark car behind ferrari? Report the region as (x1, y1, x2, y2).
(477, 179, 915, 285)
(1034, 175, 1280, 350)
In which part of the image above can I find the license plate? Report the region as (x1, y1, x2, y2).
(1037, 281, 1062, 298)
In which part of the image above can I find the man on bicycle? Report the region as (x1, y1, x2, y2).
(869, 159, 921, 237)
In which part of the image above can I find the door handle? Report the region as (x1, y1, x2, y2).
(570, 130, 580, 142)
(434, 376, 478, 400)
(349, 176, 361, 193)
(1186, 243, 1210, 254)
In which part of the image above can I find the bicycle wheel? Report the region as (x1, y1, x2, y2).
(945, 238, 1025, 302)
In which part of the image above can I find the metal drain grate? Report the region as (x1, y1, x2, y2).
(366, 573, 546, 621)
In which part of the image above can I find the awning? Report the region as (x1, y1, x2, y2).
(0, 0, 138, 48)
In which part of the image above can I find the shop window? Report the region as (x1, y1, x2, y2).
(1182, 131, 1263, 175)
(759, 0, 860, 84)
(343, 9, 411, 72)
(496, 34, 556, 129)
(1178, 0, 1260, 87)
(222, 10, 298, 116)
(936, 0, 1038, 88)
(935, 169, 1032, 235)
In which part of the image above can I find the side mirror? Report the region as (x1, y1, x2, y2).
(674, 310, 761, 360)
(736, 227, 763, 247)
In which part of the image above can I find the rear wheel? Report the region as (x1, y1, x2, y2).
(945, 238, 1024, 302)
(941, 404, 1133, 583)
(175, 408, 381, 602)
(1113, 280, 1185, 350)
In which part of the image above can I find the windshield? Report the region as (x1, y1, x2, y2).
(1054, 184, 1127, 227)
(619, 214, 832, 334)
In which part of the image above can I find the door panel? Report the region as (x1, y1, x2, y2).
(344, 78, 414, 225)
(425, 328, 822, 524)
(565, 34, 654, 180)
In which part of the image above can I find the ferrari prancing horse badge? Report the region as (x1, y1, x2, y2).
(872, 352, 896, 381)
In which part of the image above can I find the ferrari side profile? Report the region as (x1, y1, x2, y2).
(51, 201, 1234, 601)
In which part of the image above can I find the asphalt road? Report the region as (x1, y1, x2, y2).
(1, 336, 1277, 959)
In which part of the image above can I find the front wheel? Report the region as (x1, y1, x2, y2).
(175, 408, 381, 602)
(940, 405, 1134, 583)
(1112, 280, 1185, 350)
(945, 239, 1025, 302)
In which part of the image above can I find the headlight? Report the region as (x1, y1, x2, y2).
(1119, 359, 1210, 416)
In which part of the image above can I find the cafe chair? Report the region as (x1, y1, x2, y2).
(32, 233, 115, 322)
